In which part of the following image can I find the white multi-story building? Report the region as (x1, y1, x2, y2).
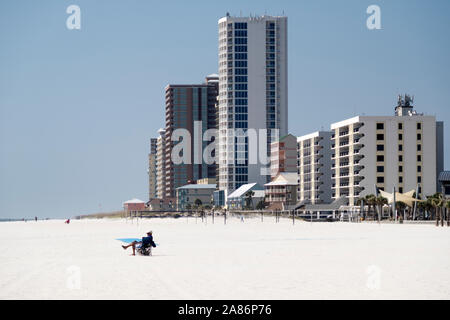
(217, 14, 288, 195)
(297, 131, 333, 204)
(148, 138, 157, 201)
(331, 99, 443, 206)
(155, 128, 166, 199)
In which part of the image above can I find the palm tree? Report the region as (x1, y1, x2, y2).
(245, 190, 255, 210)
(429, 193, 445, 227)
(375, 196, 388, 222)
(356, 198, 366, 220)
(416, 201, 425, 220)
(194, 198, 203, 211)
(256, 200, 265, 211)
(422, 197, 433, 220)
(365, 194, 377, 220)
(445, 200, 450, 227)
(396, 201, 407, 221)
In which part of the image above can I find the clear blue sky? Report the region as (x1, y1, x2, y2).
(1, 0, 449, 218)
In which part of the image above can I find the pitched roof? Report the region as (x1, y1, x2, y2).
(253, 190, 266, 198)
(295, 197, 349, 211)
(123, 198, 145, 204)
(438, 171, 450, 182)
(228, 183, 264, 199)
(264, 172, 298, 186)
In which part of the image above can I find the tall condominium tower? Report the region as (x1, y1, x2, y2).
(218, 15, 288, 195)
(164, 75, 219, 198)
(148, 138, 157, 201)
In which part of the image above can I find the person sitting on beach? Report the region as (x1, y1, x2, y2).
(122, 231, 156, 256)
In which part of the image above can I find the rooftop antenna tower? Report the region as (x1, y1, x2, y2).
(395, 93, 415, 116)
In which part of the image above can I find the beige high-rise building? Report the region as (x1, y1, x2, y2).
(331, 96, 443, 206)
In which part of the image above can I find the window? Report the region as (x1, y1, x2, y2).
(418, 176, 422, 183)
(418, 166, 422, 173)
(235, 22, 248, 29)
(377, 123, 384, 130)
(235, 84, 247, 90)
(235, 38, 247, 45)
(399, 187, 403, 193)
(417, 123, 422, 130)
(417, 133, 422, 140)
(399, 155, 403, 162)
(398, 123, 403, 130)
(417, 155, 422, 162)
(399, 176, 403, 183)
(377, 134, 384, 141)
(235, 99, 247, 105)
(235, 61, 247, 68)
(377, 145, 385, 151)
(417, 144, 422, 152)
(399, 166, 403, 173)
(399, 134, 403, 141)
(399, 145, 403, 152)
(235, 76, 247, 83)
(377, 177, 385, 183)
(377, 155, 384, 162)
(377, 166, 385, 173)
(235, 114, 247, 121)
(235, 30, 247, 37)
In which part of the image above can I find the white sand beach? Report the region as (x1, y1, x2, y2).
(0, 217, 449, 300)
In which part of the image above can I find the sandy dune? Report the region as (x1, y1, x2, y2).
(0, 217, 449, 300)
